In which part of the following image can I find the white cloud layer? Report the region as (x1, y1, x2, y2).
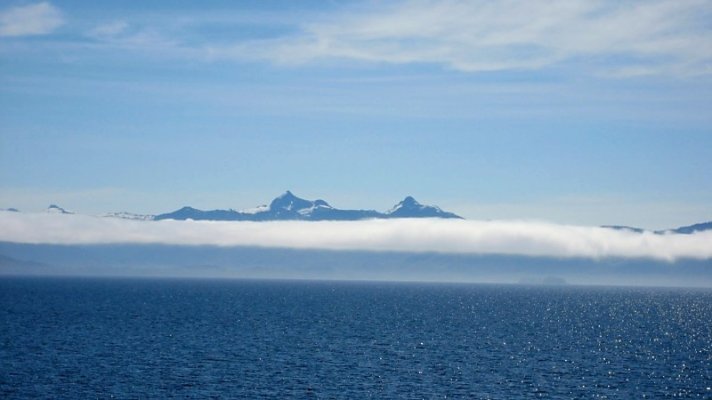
(222, 0, 712, 76)
(0, 2, 63, 37)
(1, 212, 711, 261)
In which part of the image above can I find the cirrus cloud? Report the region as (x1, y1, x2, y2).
(0, 2, 63, 37)
(220, 0, 712, 77)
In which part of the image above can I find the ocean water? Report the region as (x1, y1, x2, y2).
(1, 278, 710, 399)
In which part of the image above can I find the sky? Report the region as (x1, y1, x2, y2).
(1, 1, 711, 230)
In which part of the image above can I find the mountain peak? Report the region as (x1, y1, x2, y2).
(387, 197, 462, 219)
(400, 196, 420, 207)
(269, 191, 312, 213)
(389, 196, 422, 213)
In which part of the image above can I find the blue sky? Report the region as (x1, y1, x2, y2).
(1, 1, 711, 229)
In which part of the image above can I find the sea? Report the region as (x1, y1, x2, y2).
(1, 277, 710, 399)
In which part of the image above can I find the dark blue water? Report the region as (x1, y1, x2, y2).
(1, 278, 711, 398)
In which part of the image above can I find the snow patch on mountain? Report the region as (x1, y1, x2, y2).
(240, 205, 269, 214)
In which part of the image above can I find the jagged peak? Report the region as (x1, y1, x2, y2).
(400, 196, 420, 207)
(386, 196, 460, 218)
(276, 190, 296, 199)
(388, 196, 422, 213)
(269, 190, 312, 211)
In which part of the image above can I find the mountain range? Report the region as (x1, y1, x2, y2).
(2, 191, 709, 233)
(153, 191, 462, 221)
(602, 222, 712, 235)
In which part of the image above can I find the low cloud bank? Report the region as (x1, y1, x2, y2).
(1, 212, 711, 261)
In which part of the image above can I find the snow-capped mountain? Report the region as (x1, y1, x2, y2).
(259, 191, 384, 221)
(154, 191, 461, 221)
(265, 190, 329, 219)
(386, 196, 462, 219)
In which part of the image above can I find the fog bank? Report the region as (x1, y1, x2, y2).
(1, 212, 711, 261)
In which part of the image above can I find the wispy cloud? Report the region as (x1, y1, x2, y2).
(214, 0, 712, 77)
(6, 1, 710, 77)
(88, 21, 128, 38)
(1, 212, 711, 261)
(0, 2, 63, 37)
(85, 20, 181, 52)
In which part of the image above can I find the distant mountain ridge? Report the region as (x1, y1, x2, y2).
(602, 222, 712, 235)
(670, 221, 712, 234)
(102, 211, 155, 221)
(46, 204, 73, 214)
(2, 193, 709, 232)
(154, 191, 462, 221)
